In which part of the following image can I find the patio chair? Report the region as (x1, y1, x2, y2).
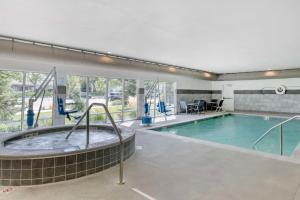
(192, 100, 205, 114)
(208, 99, 218, 110)
(215, 99, 224, 112)
(179, 101, 193, 114)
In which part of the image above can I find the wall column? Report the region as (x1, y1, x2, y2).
(136, 79, 145, 119)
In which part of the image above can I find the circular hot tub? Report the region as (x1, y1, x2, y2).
(0, 125, 135, 186)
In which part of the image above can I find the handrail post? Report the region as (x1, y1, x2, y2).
(65, 103, 124, 184)
(280, 124, 283, 156)
(86, 110, 90, 146)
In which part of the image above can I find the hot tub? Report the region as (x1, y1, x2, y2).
(0, 124, 135, 186)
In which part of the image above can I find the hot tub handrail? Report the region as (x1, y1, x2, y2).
(65, 103, 125, 184)
(252, 115, 300, 155)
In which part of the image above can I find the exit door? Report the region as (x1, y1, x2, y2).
(222, 84, 234, 111)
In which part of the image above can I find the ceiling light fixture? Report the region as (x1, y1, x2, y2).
(168, 67, 176, 72)
(264, 70, 278, 77)
(203, 72, 211, 78)
(99, 56, 114, 64)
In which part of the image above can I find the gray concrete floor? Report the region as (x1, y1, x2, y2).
(2, 113, 300, 200)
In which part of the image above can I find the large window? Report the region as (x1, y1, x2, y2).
(88, 77, 106, 123)
(65, 75, 137, 124)
(65, 75, 87, 124)
(0, 70, 23, 132)
(0, 70, 138, 133)
(24, 72, 53, 128)
(144, 80, 176, 118)
(124, 79, 137, 120)
(108, 79, 123, 122)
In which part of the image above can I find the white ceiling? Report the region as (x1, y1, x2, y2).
(0, 0, 300, 73)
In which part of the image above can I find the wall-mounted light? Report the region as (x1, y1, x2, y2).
(203, 72, 211, 78)
(264, 70, 278, 77)
(99, 56, 114, 64)
(168, 67, 176, 72)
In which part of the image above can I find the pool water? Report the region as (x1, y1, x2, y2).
(153, 114, 300, 156)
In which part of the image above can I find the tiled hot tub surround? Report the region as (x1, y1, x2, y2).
(0, 125, 135, 186)
(0, 137, 135, 186)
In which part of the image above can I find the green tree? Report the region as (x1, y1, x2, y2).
(0, 72, 21, 120)
(66, 76, 85, 111)
(27, 73, 44, 91)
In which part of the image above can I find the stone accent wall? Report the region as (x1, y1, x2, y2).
(234, 90, 300, 114)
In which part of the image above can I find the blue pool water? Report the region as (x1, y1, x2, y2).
(153, 114, 300, 156)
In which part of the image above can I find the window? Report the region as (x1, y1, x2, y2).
(123, 79, 137, 120)
(88, 77, 106, 123)
(65, 75, 87, 124)
(0, 70, 23, 132)
(0, 70, 138, 133)
(24, 72, 53, 128)
(144, 80, 176, 118)
(108, 78, 123, 122)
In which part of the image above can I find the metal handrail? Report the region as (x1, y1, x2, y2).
(65, 103, 125, 184)
(252, 115, 300, 155)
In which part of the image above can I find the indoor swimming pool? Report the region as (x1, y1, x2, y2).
(153, 114, 300, 156)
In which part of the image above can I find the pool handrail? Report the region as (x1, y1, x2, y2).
(65, 103, 125, 184)
(252, 115, 300, 155)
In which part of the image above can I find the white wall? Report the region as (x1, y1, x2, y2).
(0, 41, 211, 90)
(212, 78, 300, 114)
(212, 78, 300, 90)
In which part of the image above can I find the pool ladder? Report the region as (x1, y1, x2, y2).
(252, 115, 300, 156)
(65, 103, 125, 184)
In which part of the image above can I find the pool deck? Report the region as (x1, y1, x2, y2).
(2, 112, 300, 200)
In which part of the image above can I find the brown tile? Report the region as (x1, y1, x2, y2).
(104, 149, 110, 156)
(32, 179, 42, 185)
(87, 151, 95, 161)
(22, 160, 32, 169)
(2, 160, 11, 169)
(77, 153, 86, 163)
(12, 160, 21, 169)
(87, 169, 95, 175)
(54, 176, 65, 183)
(95, 166, 103, 173)
(96, 158, 103, 167)
(77, 162, 86, 172)
(43, 168, 54, 178)
(66, 173, 76, 180)
(55, 157, 66, 167)
(1, 179, 10, 186)
(32, 159, 43, 168)
(103, 164, 110, 170)
(66, 164, 76, 174)
(55, 166, 65, 177)
(11, 170, 21, 179)
(2, 169, 10, 179)
(44, 158, 54, 168)
(87, 160, 95, 170)
(43, 178, 54, 184)
(32, 169, 42, 179)
(10, 179, 21, 186)
(104, 156, 110, 165)
(21, 180, 32, 186)
(77, 171, 86, 178)
(96, 149, 103, 157)
(66, 155, 76, 165)
(21, 170, 32, 179)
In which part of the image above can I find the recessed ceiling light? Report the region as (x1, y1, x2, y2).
(264, 70, 278, 77)
(203, 72, 211, 78)
(168, 67, 176, 72)
(99, 56, 114, 64)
